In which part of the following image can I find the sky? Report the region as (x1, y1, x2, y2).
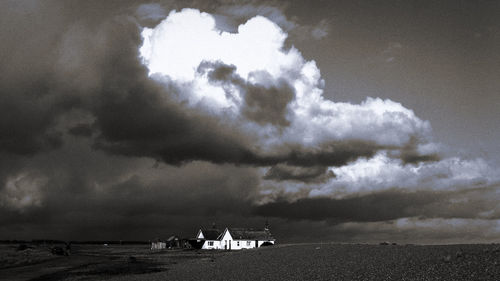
(0, 0, 499, 244)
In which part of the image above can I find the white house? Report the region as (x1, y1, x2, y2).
(219, 227, 275, 250)
(194, 225, 275, 250)
(195, 228, 222, 249)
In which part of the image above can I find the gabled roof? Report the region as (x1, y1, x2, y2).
(200, 228, 221, 240)
(225, 228, 275, 241)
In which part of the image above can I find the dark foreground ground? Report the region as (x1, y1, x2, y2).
(1, 243, 499, 280)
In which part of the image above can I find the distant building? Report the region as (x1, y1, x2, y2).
(166, 235, 181, 248)
(150, 239, 166, 250)
(151, 235, 182, 250)
(193, 223, 275, 250)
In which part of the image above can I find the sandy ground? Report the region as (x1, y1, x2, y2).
(1, 243, 499, 280)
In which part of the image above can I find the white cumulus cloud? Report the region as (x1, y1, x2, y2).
(258, 151, 500, 200)
(139, 8, 432, 154)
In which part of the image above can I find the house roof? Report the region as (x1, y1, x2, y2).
(201, 229, 221, 240)
(167, 235, 179, 241)
(225, 228, 275, 241)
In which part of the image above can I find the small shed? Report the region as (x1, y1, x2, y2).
(166, 235, 181, 248)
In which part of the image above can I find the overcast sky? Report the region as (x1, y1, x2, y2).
(1, 0, 499, 244)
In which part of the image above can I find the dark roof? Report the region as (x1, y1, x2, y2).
(201, 229, 221, 240)
(226, 228, 275, 241)
(167, 235, 179, 241)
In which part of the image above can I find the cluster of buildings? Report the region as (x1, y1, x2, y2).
(151, 223, 275, 250)
(150, 235, 181, 250)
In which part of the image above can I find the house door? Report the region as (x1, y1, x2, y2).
(229, 240, 231, 250)
(255, 240, 258, 248)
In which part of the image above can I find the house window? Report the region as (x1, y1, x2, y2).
(237, 241, 240, 246)
(208, 241, 214, 246)
(246, 241, 251, 246)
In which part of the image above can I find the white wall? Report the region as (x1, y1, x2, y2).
(228, 239, 274, 250)
(234, 240, 256, 249)
(201, 240, 221, 249)
(220, 229, 233, 250)
(151, 242, 166, 250)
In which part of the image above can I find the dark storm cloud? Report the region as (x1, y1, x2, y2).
(0, 136, 261, 240)
(253, 187, 500, 223)
(268, 141, 380, 167)
(68, 123, 94, 137)
(199, 61, 295, 127)
(95, 107, 381, 166)
(96, 166, 258, 218)
(400, 152, 440, 165)
(253, 190, 445, 222)
(0, 0, 159, 157)
(242, 76, 294, 127)
(397, 136, 440, 164)
(0, 1, 79, 156)
(264, 164, 334, 183)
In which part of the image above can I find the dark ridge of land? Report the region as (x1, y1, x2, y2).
(0, 240, 150, 245)
(0, 243, 499, 281)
